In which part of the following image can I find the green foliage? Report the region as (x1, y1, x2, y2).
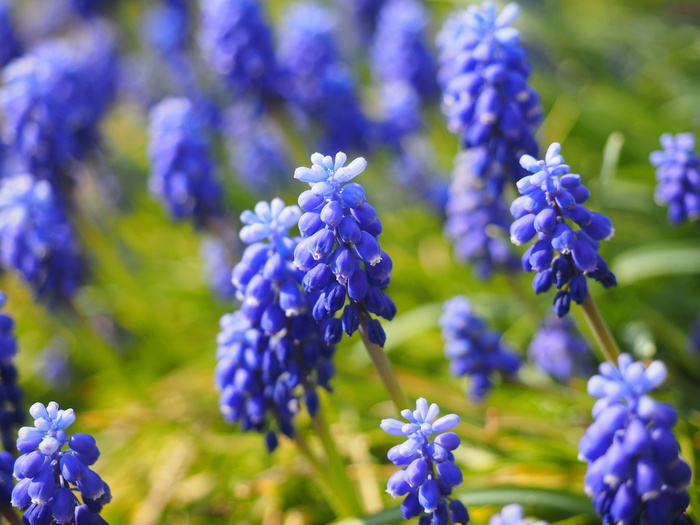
(3, 1, 700, 523)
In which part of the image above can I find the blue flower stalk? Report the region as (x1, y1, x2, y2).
(440, 296, 520, 402)
(0, 293, 24, 455)
(437, 1, 541, 188)
(12, 402, 111, 524)
(222, 103, 290, 193)
(528, 315, 593, 383)
(649, 132, 700, 224)
(381, 398, 470, 525)
(148, 97, 224, 229)
(198, 0, 278, 100)
(489, 504, 547, 525)
(293, 153, 395, 346)
(510, 143, 617, 318)
(445, 150, 519, 278)
(579, 355, 692, 524)
(0, 175, 82, 305)
(370, 0, 439, 103)
(277, 3, 371, 154)
(216, 199, 337, 451)
(1, 31, 119, 184)
(293, 152, 407, 409)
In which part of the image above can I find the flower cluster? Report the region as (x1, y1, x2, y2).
(198, 0, 277, 99)
(437, 1, 540, 187)
(371, 0, 439, 102)
(579, 355, 691, 524)
(381, 398, 469, 525)
(293, 153, 395, 347)
(0, 175, 82, 305)
(216, 199, 336, 450)
(148, 97, 223, 228)
(12, 402, 111, 524)
(510, 143, 617, 317)
(440, 296, 519, 401)
(0, 292, 24, 454)
(277, 3, 370, 153)
(445, 150, 519, 279)
(1, 29, 118, 182)
(528, 315, 592, 383)
(0, 1, 21, 68)
(223, 103, 290, 192)
(649, 132, 700, 224)
(71, 0, 109, 17)
(489, 504, 547, 525)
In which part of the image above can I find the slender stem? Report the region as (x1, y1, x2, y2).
(358, 309, 409, 412)
(292, 431, 356, 518)
(0, 504, 22, 525)
(580, 293, 621, 363)
(312, 403, 364, 515)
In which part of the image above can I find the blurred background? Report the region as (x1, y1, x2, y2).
(1, 0, 700, 523)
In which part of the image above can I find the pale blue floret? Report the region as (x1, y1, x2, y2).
(294, 152, 368, 198)
(240, 198, 302, 245)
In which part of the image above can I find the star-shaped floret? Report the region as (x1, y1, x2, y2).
(294, 152, 367, 198)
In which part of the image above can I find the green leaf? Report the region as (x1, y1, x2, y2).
(331, 486, 596, 525)
(612, 242, 700, 284)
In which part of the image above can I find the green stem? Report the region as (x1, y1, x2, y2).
(358, 309, 409, 412)
(580, 293, 621, 363)
(293, 431, 357, 519)
(0, 504, 22, 525)
(312, 403, 364, 516)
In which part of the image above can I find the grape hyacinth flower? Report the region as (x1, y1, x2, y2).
(0, 292, 24, 453)
(579, 355, 691, 524)
(0, 1, 22, 68)
(148, 97, 223, 228)
(440, 296, 519, 401)
(445, 150, 519, 279)
(0, 175, 82, 305)
(223, 103, 290, 193)
(510, 143, 617, 317)
(1, 32, 119, 183)
(293, 152, 395, 347)
(489, 504, 547, 525)
(370, 0, 439, 101)
(277, 3, 371, 153)
(216, 199, 336, 451)
(199, 0, 277, 99)
(649, 132, 700, 224)
(12, 402, 111, 524)
(528, 315, 593, 383)
(381, 398, 469, 525)
(437, 1, 541, 188)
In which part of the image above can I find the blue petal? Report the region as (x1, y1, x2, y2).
(334, 157, 367, 183)
(294, 167, 327, 183)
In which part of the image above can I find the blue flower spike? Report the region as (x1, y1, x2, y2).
(293, 152, 395, 347)
(440, 296, 520, 401)
(510, 143, 617, 317)
(12, 402, 111, 524)
(649, 132, 700, 224)
(579, 355, 692, 525)
(437, 0, 541, 185)
(528, 315, 593, 383)
(381, 398, 469, 525)
(217, 198, 337, 451)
